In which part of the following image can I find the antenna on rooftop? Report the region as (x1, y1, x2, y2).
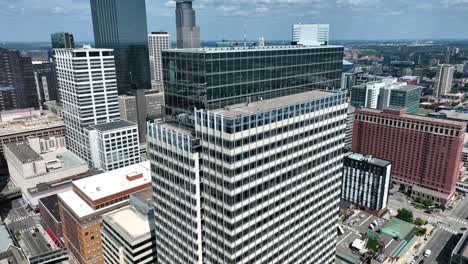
(244, 24, 247, 47)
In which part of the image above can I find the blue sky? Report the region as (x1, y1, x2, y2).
(1, 0, 468, 42)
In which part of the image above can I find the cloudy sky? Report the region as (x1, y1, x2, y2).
(0, 0, 468, 42)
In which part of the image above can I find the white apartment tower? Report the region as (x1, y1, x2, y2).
(435, 64, 455, 98)
(148, 90, 348, 264)
(55, 46, 140, 171)
(148, 32, 171, 91)
(292, 24, 330, 46)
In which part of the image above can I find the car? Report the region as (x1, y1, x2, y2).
(424, 210, 432, 214)
(410, 259, 416, 264)
(424, 249, 431, 257)
(34, 227, 39, 233)
(461, 227, 467, 231)
(46, 243, 51, 248)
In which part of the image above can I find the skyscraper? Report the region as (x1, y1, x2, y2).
(148, 32, 171, 91)
(435, 64, 455, 98)
(90, 0, 150, 143)
(55, 46, 140, 171)
(51, 32, 75, 49)
(175, 0, 200, 48)
(148, 90, 348, 264)
(0, 48, 38, 109)
(162, 45, 344, 114)
(33, 61, 58, 107)
(292, 24, 330, 46)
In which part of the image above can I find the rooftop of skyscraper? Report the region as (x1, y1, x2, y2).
(212, 90, 336, 118)
(102, 204, 153, 242)
(167, 44, 342, 53)
(346, 152, 391, 167)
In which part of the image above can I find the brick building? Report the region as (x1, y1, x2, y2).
(57, 161, 151, 264)
(352, 107, 465, 203)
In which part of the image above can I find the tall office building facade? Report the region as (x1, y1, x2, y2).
(55, 46, 120, 165)
(148, 32, 171, 91)
(51, 32, 75, 49)
(352, 107, 465, 203)
(162, 46, 344, 114)
(33, 61, 58, 107)
(435, 64, 455, 98)
(0, 48, 38, 109)
(148, 90, 348, 264)
(176, 0, 200, 49)
(90, 0, 150, 143)
(342, 152, 392, 216)
(292, 24, 330, 46)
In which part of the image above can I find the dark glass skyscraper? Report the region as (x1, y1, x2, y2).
(51, 32, 75, 49)
(90, 0, 151, 143)
(176, 0, 200, 48)
(33, 62, 58, 107)
(0, 48, 38, 109)
(90, 0, 151, 93)
(162, 45, 344, 114)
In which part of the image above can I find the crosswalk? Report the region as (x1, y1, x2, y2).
(447, 216, 468, 226)
(11, 216, 29, 223)
(18, 226, 36, 234)
(439, 225, 459, 235)
(427, 217, 438, 224)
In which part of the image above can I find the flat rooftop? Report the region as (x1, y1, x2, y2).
(165, 45, 343, 53)
(38, 194, 60, 222)
(439, 110, 468, 121)
(158, 121, 194, 137)
(4, 141, 42, 163)
(72, 161, 150, 202)
(103, 205, 153, 243)
(0, 114, 64, 137)
(357, 108, 466, 127)
(213, 90, 334, 118)
(346, 152, 391, 167)
(454, 231, 468, 258)
(89, 120, 136, 132)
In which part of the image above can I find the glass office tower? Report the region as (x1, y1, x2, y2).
(162, 45, 344, 114)
(51, 32, 75, 49)
(90, 0, 151, 94)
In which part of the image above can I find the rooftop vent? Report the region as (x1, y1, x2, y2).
(127, 172, 143, 181)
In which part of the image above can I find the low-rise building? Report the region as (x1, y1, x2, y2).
(58, 161, 151, 264)
(342, 153, 392, 216)
(0, 110, 65, 165)
(38, 194, 62, 246)
(4, 137, 88, 193)
(101, 189, 156, 264)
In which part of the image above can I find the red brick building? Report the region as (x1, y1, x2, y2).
(352, 108, 465, 203)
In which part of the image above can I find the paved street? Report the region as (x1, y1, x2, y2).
(388, 192, 467, 264)
(3, 199, 52, 257)
(414, 229, 462, 264)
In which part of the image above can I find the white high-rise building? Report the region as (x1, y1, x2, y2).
(148, 32, 171, 91)
(292, 24, 330, 46)
(148, 90, 348, 264)
(435, 64, 455, 98)
(55, 46, 140, 171)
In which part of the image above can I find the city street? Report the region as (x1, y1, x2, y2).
(3, 199, 52, 257)
(388, 192, 468, 263)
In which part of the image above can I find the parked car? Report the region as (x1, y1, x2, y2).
(424, 249, 431, 257)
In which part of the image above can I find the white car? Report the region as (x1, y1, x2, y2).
(424, 249, 432, 257)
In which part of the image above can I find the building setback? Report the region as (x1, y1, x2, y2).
(342, 153, 392, 216)
(0, 48, 38, 109)
(148, 90, 348, 264)
(58, 161, 152, 264)
(352, 107, 465, 203)
(292, 24, 330, 46)
(162, 45, 344, 114)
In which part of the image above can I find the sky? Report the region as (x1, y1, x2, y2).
(0, 0, 468, 42)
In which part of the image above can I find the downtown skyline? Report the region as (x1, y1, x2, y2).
(1, 0, 468, 42)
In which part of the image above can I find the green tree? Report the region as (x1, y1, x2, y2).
(414, 217, 426, 226)
(396, 208, 414, 223)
